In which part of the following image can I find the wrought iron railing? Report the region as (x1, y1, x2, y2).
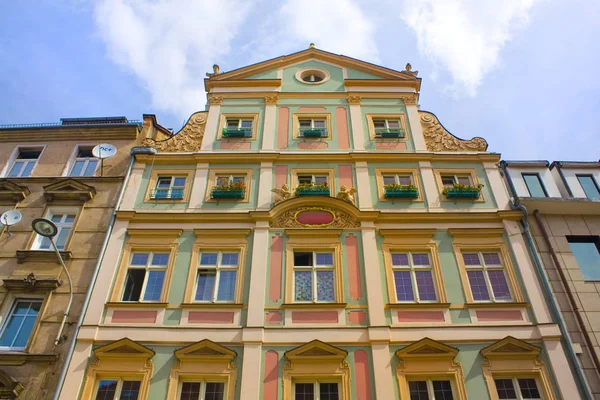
(0, 120, 143, 129)
(150, 189, 185, 200)
(299, 128, 327, 138)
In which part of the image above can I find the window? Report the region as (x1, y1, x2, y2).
(69, 147, 99, 177)
(373, 119, 404, 136)
(567, 236, 600, 281)
(178, 381, 225, 400)
(295, 68, 330, 85)
(462, 252, 512, 302)
(294, 381, 339, 400)
(194, 252, 239, 303)
(441, 175, 472, 188)
(298, 175, 328, 185)
(408, 379, 454, 400)
(7, 148, 41, 177)
(95, 379, 141, 400)
(0, 300, 42, 350)
(366, 114, 409, 140)
(152, 176, 187, 200)
(293, 252, 335, 303)
(224, 118, 253, 137)
(383, 174, 413, 186)
(32, 211, 77, 250)
(577, 175, 600, 199)
(206, 169, 253, 203)
(391, 252, 437, 302)
(122, 252, 170, 302)
(216, 175, 246, 186)
(298, 118, 327, 138)
(494, 378, 541, 400)
(522, 174, 547, 197)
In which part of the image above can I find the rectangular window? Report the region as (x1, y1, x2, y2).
(8, 148, 42, 177)
(297, 175, 328, 185)
(494, 377, 541, 400)
(152, 176, 187, 199)
(179, 381, 225, 400)
(216, 175, 246, 186)
(33, 211, 77, 251)
(122, 252, 170, 302)
(383, 174, 413, 186)
(224, 118, 253, 137)
(522, 173, 547, 197)
(0, 300, 42, 350)
(69, 147, 99, 177)
(299, 118, 327, 138)
(293, 252, 335, 303)
(95, 379, 141, 400)
(441, 175, 472, 188)
(391, 252, 437, 302)
(408, 379, 454, 400)
(463, 252, 512, 302)
(567, 236, 600, 281)
(194, 251, 239, 303)
(373, 119, 403, 136)
(294, 382, 339, 400)
(577, 175, 600, 199)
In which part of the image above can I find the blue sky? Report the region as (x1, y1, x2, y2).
(1, 0, 598, 160)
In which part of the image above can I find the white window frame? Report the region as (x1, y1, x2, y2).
(224, 118, 253, 137)
(292, 380, 340, 400)
(66, 145, 99, 177)
(31, 208, 78, 251)
(382, 174, 413, 186)
(293, 251, 336, 303)
(297, 174, 328, 185)
(0, 298, 43, 351)
(122, 251, 170, 302)
(408, 378, 456, 400)
(493, 377, 542, 400)
(2, 145, 45, 178)
(195, 251, 240, 303)
(373, 118, 402, 136)
(93, 378, 142, 400)
(463, 251, 513, 303)
(391, 251, 437, 303)
(177, 379, 227, 400)
(441, 174, 472, 188)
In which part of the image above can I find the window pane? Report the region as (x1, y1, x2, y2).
(494, 379, 517, 400)
(180, 382, 201, 400)
(83, 159, 98, 176)
(314, 176, 328, 184)
(131, 253, 149, 266)
(232, 176, 245, 184)
(51, 214, 64, 223)
(55, 227, 71, 250)
(0, 301, 41, 348)
(457, 176, 472, 186)
(432, 380, 454, 400)
(313, 120, 325, 128)
(294, 252, 313, 266)
(70, 160, 85, 177)
(442, 177, 455, 187)
(578, 176, 600, 199)
(78, 148, 94, 158)
(157, 177, 172, 188)
(173, 177, 187, 187)
(21, 161, 36, 177)
(38, 236, 52, 250)
(240, 120, 253, 128)
(408, 381, 429, 400)
(523, 174, 547, 197)
(518, 378, 541, 399)
(221, 253, 239, 266)
(95, 380, 117, 400)
(373, 120, 386, 128)
(298, 175, 312, 184)
(294, 271, 312, 301)
(65, 214, 76, 223)
(415, 271, 437, 301)
(467, 271, 491, 301)
(319, 383, 339, 400)
(122, 269, 146, 301)
(483, 253, 501, 265)
(200, 253, 218, 265)
(196, 270, 216, 301)
(151, 253, 169, 266)
(119, 380, 141, 400)
(226, 119, 239, 128)
(299, 120, 311, 128)
(295, 383, 314, 400)
(398, 176, 412, 185)
(487, 270, 512, 300)
(205, 382, 225, 400)
(391, 253, 409, 266)
(462, 253, 481, 266)
(18, 150, 41, 159)
(412, 253, 430, 266)
(143, 271, 165, 301)
(315, 253, 333, 266)
(394, 271, 414, 301)
(316, 271, 335, 301)
(383, 176, 396, 186)
(387, 120, 400, 129)
(216, 271, 237, 301)
(568, 238, 600, 281)
(8, 161, 24, 177)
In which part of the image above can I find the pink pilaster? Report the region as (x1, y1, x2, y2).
(336, 107, 350, 149)
(269, 235, 283, 302)
(354, 349, 372, 400)
(263, 350, 279, 400)
(346, 234, 362, 301)
(277, 107, 289, 149)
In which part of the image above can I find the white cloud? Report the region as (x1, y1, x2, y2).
(94, 0, 251, 118)
(400, 0, 540, 95)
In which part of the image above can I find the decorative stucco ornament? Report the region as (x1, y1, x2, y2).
(402, 63, 419, 77)
(270, 207, 360, 229)
(206, 64, 222, 77)
(142, 112, 207, 152)
(336, 186, 357, 205)
(271, 185, 292, 203)
(419, 111, 488, 152)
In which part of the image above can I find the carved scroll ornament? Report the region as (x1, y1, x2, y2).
(270, 207, 359, 229)
(419, 111, 487, 152)
(142, 112, 206, 152)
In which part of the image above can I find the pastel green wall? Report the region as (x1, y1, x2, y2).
(432, 162, 497, 209)
(280, 105, 349, 151)
(135, 164, 197, 210)
(282, 61, 344, 92)
(215, 104, 265, 151)
(367, 162, 426, 209)
(246, 69, 278, 79)
(346, 68, 382, 79)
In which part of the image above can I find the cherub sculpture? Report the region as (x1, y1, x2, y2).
(206, 64, 222, 77)
(272, 184, 292, 203)
(402, 63, 418, 77)
(336, 185, 357, 205)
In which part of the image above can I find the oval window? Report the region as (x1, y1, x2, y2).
(296, 68, 330, 85)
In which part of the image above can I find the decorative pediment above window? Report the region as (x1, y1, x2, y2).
(43, 178, 96, 203)
(419, 111, 488, 152)
(142, 112, 207, 152)
(269, 197, 362, 229)
(480, 336, 541, 360)
(3, 273, 61, 292)
(0, 371, 24, 399)
(285, 340, 348, 363)
(174, 339, 237, 362)
(396, 337, 459, 361)
(94, 338, 155, 361)
(0, 179, 30, 203)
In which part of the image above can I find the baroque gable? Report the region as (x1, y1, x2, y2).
(142, 111, 206, 153)
(94, 338, 155, 360)
(285, 340, 348, 362)
(420, 111, 488, 152)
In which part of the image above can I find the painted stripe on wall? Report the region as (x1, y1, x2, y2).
(263, 350, 279, 400)
(188, 311, 234, 323)
(111, 310, 157, 323)
(291, 311, 338, 323)
(298, 107, 327, 112)
(354, 349, 372, 400)
(397, 310, 445, 322)
(476, 310, 523, 321)
(274, 165, 288, 203)
(336, 107, 350, 149)
(265, 311, 282, 325)
(348, 310, 367, 325)
(269, 235, 283, 303)
(220, 141, 251, 150)
(277, 107, 289, 149)
(346, 233, 362, 301)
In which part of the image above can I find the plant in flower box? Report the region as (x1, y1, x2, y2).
(384, 183, 418, 198)
(295, 181, 330, 196)
(211, 179, 246, 199)
(442, 183, 484, 199)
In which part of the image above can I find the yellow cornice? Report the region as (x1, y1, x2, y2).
(448, 228, 505, 238)
(379, 229, 436, 239)
(344, 79, 419, 90)
(205, 79, 281, 90)
(193, 228, 251, 238)
(204, 91, 421, 100)
(127, 228, 183, 239)
(284, 229, 343, 238)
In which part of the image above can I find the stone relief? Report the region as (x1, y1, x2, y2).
(419, 111, 488, 152)
(142, 112, 207, 152)
(270, 207, 360, 229)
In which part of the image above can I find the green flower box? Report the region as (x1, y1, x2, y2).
(211, 189, 245, 199)
(295, 188, 330, 196)
(384, 188, 419, 198)
(445, 189, 480, 199)
(300, 128, 326, 138)
(222, 128, 250, 138)
(378, 129, 406, 138)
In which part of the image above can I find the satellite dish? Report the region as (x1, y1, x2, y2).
(92, 143, 117, 159)
(1, 210, 22, 226)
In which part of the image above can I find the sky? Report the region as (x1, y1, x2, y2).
(1, 0, 599, 161)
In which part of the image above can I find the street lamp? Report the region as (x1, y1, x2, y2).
(32, 218, 73, 346)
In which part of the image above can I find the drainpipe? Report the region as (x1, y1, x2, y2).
(52, 146, 157, 400)
(499, 162, 594, 399)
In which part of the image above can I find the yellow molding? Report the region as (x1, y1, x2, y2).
(285, 229, 343, 238)
(281, 303, 347, 309)
(193, 229, 251, 238)
(127, 229, 183, 239)
(205, 79, 281, 90)
(448, 228, 505, 239)
(465, 302, 529, 309)
(286, 340, 348, 361)
(379, 229, 436, 240)
(180, 303, 244, 309)
(105, 302, 169, 309)
(385, 303, 451, 309)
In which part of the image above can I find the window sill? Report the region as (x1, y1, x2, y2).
(180, 303, 244, 309)
(0, 352, 57, 366)
(3, 275, 61, 292)
(105, 302, 168, 308)
(465, 302, 528, 309)
(281, 303, 347, 309)
(16, 250, 72, 264)
(386, 303, 450, 309)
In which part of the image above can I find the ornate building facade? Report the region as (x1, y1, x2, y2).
(57, 47, 586, 399)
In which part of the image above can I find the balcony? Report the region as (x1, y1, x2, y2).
(384, 186, 419, 199)
(150, 188, 184, 200)
(299, 128, 327, 138)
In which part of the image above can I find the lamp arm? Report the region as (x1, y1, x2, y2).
(50, 238, 73, 346)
